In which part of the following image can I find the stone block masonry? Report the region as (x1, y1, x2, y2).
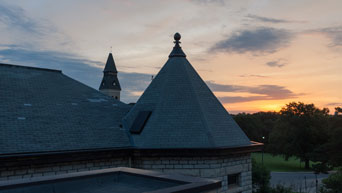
(0, 153, 252, 193)
(133, 153, 252, 193)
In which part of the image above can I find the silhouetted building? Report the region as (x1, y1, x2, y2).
(99, 53, 121, 100)
(0, 33, 262, 193)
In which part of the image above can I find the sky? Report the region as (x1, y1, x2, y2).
(0, 0, 341, 114)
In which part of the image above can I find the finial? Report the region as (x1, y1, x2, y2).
(174, 32, 181, 45)
(174, 32, 181, 41)
(110, 46, 112, 53)
(169, 32, 186, 58)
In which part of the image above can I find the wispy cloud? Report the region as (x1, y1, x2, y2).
(326, 102, 342, 106)
(239, 74, 268, 78)
(266, 59, 287, 68)
(246, 14, 300, 24)
(317, 26, 342, 47)
(207, 81, 298, 103)
(0, 3, 44, 35)
(0, 45, 151, 103)
(191, 0, 225, 5)
(211, 27, 293, 54)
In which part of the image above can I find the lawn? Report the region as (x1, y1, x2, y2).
(252, 153, 316, 172)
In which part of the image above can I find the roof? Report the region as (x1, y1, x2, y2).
(122, 34, 251, 149)
(99, 53, 121, 90)
(0, 63, 132, 156)
(104, 53, 118, 73)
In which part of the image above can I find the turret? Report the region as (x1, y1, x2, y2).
(99, 53, 121, 100)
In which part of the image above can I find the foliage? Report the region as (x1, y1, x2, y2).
(233, 112, 280, 145)
(268, 102, 330, 169)
(234, 102, 342, 171)
(335, 107, 342, 115)
(320, 168, 342, 193)
(269, 185, 297, 193)
(252, 158, 271, 192)
(325, 116, 342, 166)
(252, 157, 299, 193)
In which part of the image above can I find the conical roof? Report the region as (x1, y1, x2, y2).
(123, 33, 251, 149)
(104, 53, 118, 73)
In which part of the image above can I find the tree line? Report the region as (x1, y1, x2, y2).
(233, 102, 342, 193)
(233, 102, 342, 169)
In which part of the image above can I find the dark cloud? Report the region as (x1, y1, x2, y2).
(206, 81, 298, 103)
(266, 60, 287, 68)
(246, 14, 295, 24)
(211, 27, 292, 54)
(0, 3, 45, 35)
(0, 45, 151, 103)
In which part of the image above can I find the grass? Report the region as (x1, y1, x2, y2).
(252, 153, 316, 172)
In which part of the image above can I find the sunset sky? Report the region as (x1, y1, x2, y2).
(1, 0, 341, 114)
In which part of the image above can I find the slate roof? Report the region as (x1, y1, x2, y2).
(0, 63, 132, 156)
(122, 34, 251, 149)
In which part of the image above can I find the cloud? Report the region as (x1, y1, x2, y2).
(266, 59, 287, 68)
(207, 81, 298, 103)
(318, 26, 342, 47)
(326, 103, 342, 106)
(0, 3, 43, 35)
(211, 27, 292, 54)
(0, 45, 151, 103)
(246, 14, 298, 24)
(239, 74, 268, 78)
(191, 0, 225, 5)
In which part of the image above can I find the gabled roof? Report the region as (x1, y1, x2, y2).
(123, 33, 251, 149)
(104, 53, 118, 73)
(0, 63, 132, 156)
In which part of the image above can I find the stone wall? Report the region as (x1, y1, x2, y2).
(133, 153, 252, 193)
(0, 153, 251, 193)
(0, 157, 129, 181)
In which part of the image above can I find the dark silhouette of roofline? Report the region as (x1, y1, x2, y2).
(0, 63, 62, 73)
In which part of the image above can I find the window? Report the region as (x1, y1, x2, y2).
(130, 111, 152, 134)
(113, 82, 116, 86)
(227, 173, 240, 188)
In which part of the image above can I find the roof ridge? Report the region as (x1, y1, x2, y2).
(182, 59, 216, 147)
(0, 63, 62, 73)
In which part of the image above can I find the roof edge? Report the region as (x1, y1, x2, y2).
(0, 63, 62, 73)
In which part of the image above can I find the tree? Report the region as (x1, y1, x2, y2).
(252, 158, 271, 193)
(234, 112, 280, 147)
(326, 115, 342, 167)
(335, 107, 342, 115)
(320, 168, 342, 193)
(268, 102, 330, 169)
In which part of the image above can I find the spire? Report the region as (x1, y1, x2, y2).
(169, 32, 186, 58)
(99, 52, 121, 100)
(103, 53, 118, 73)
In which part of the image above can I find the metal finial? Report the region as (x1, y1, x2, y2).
(169, 32, 186, 58)
(174, 33, 181, 45)
(110, 46, 112, 53)
(174, 33, 181, 41)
